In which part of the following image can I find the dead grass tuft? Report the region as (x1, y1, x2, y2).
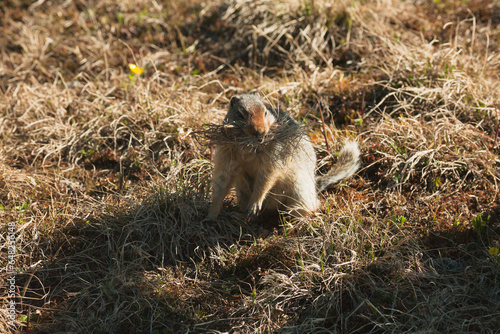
(195, 116, 304, 152)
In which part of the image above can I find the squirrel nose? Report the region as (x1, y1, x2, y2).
(250, 123, 269, 137)
(252, 128, 266, 138)
(249, 116, 269, 137)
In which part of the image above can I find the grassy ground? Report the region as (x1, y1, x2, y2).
(1, 0, 499, 333)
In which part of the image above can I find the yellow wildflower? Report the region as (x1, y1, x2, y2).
(489, 247, 499, 256)
(128, 63, 144, 75)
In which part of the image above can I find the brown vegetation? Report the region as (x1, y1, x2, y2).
(1, 0, 499, 332)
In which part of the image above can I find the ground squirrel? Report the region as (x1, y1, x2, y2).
(205, 93, 360, 221)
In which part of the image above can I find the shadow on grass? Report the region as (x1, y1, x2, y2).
(19, 186, 268, 333)
(16, 186, 500, 333)
(282, 206, 500, 333)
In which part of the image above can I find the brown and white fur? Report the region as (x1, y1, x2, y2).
(206, 93, 360, 221)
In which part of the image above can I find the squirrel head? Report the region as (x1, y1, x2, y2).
(225, 94, 276, 138)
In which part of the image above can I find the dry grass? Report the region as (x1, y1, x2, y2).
(195, 115, 304, 153)
(1, 0, 499, 333)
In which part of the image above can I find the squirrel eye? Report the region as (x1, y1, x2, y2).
(236, 107, 245, 118)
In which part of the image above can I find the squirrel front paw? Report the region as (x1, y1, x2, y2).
(246, 202, 262, 218)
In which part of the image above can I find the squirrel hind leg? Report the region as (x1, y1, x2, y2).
(234, 172, 256, 212)
(235, 186, 251, 212)
(281, 178, 320, 217)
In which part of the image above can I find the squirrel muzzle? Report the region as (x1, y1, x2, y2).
(247, 108, 271, 137)
(247, 103, 276, 138)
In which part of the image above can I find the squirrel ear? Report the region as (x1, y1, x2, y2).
(230, 96, 240, 108)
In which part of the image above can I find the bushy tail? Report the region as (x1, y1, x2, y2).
(316, 141, 361, 192)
